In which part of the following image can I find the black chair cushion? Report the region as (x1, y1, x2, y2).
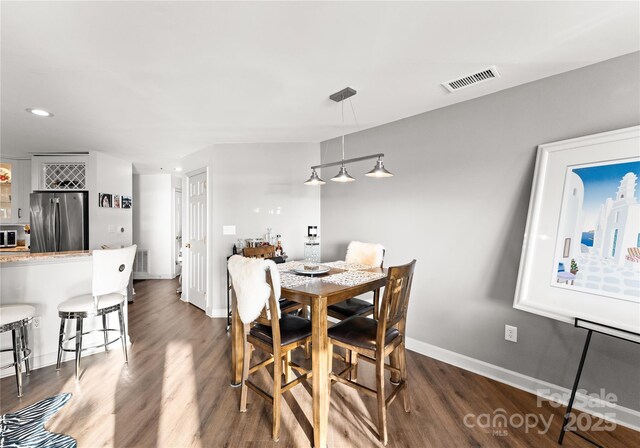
(328, 298, 374, 318)
(328, 316, 399, 351)
(250, 314, 312, 346)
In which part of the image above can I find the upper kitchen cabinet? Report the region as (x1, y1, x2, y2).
(31, 154, 88, 191)
(0, 158, 31, 224)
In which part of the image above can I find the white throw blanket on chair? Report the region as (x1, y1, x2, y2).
(345, 241, 385, 267)
(228, 255, 281, 324)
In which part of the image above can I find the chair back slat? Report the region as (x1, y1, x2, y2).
(243, 245, 275, 259)
(377, 260, 416, 346)
(264, 268, 282, 347)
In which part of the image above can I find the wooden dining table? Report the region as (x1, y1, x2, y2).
(230, 264, 388, 448)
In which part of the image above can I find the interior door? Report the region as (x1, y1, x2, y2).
(186, 172, 207, 311)
(174, 189, 182, 278)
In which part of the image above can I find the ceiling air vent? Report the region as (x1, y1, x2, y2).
(441, 66, 500, 93)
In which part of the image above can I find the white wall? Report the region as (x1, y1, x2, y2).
(89, 151, 133, 249)
(132, 173, 179, 279)
(181, 142, 320, 316)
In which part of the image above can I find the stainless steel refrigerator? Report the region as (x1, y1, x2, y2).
(30, 191, 89, 253)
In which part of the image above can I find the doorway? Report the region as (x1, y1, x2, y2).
(184, 169, 207, 311)
(174, 188, 182, 280)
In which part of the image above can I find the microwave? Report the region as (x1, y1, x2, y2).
(0, 230, 17, 248)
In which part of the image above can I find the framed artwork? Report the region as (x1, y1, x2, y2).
(514, 126, 640, 332)
(99, 193, 112, 208)
(113, 194, 121, 209)
(121, 195, 132, 209)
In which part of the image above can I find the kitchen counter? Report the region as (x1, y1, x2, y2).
(0, 249, 130, 378)
(0, 249, 92, 263)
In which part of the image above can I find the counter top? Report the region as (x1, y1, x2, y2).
(0, 250, 92, 264)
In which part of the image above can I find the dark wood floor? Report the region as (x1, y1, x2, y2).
(1, 279, 638, 447)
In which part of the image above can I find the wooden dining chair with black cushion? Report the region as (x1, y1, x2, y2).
(242, 245, 275, 259)
(327, 243, 385, 320)
(243, 246, 302, 315)
(239, 268, 312, 441)
(327, 259, 416, 445)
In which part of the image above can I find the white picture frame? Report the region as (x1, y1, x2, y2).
(514, 126, 640, 333)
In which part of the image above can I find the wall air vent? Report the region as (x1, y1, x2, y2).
(441, 66, 501, 93)
(134, 249, 149, 276)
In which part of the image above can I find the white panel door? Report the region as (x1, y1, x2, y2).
(187, 172, 206, 311)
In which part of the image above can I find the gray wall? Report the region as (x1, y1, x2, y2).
(320, 52, 640, 409)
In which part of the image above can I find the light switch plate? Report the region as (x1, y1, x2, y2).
(505, 325, 518, 343)
(223, 225, 236, 236)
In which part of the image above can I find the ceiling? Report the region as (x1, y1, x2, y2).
(2, 1, 639, 172)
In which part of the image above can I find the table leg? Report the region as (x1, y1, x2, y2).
(312, 296, 328, 448)
(231, 290, 243, 386)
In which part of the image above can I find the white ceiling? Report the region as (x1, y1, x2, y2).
(2, 1, 639, 172)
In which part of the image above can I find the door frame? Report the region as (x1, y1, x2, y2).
(172, 186, 182, 279)
(182, 167, 210, 315)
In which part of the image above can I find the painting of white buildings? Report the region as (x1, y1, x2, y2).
(553, 159, 640, 303)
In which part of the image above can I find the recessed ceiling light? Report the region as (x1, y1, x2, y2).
(26, 108, 54, 117)
(174, 167, 182, 172)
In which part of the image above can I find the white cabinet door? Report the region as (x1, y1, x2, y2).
(0, 158, 32, 225)
(0, 159, 15, 223)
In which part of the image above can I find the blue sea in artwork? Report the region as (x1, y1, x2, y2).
(581, 231, 594, 247)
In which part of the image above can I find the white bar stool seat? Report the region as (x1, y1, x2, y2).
(57, 293, 124, 313)
(56, 245, 136, 381)
(0, 304, 35, 397)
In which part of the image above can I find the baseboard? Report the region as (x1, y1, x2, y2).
(208, 308, 227, 318)
(133, 273, 175, 280)
(405, 337, 640, 432)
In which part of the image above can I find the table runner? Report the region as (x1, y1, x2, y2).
(322, 260, 377, 271)
(321, 270, 386, 287)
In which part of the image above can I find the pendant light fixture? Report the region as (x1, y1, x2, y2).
(366, 157, 393, 177)
(304, 87, 394, 185)
(331, 91, 355, 182)
(304, 169, 326, 185)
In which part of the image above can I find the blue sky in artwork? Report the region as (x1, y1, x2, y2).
(573, 160, 640, 231)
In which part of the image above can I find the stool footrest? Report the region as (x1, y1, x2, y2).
(60, 328, 122, 353)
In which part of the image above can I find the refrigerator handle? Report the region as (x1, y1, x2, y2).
(54, 198, 61, 252)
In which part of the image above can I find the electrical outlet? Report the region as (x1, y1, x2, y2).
(505, 325, 517, 342)
(33, 316, 42, 329)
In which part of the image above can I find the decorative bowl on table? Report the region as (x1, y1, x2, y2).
(294, 264, 330, 275)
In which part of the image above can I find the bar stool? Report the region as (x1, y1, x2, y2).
(56, 245, 136, 380)
(0, 304, 35, 397)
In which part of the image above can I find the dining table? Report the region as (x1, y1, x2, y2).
(230, 261, 390, 447)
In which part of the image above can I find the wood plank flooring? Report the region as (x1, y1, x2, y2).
(1, 278, 638, 447)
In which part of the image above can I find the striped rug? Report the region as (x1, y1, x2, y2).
(0, 393, 76, 447)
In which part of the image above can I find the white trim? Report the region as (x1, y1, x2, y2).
(405, 337, 640, 431)
(208, 308, 227, 318)
(133, 273, 176, 280)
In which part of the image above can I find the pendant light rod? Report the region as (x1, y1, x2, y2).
(311, 153, 385, 170)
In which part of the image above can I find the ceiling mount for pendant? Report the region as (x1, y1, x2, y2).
(329, 87, 357, 103)
(303, 87, 394, 186)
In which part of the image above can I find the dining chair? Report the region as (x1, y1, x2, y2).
(238, 267, 312, 441)
(327, 259, 416, 445)
(243, 246, 304, 315)
(242, 245, 275, 259)
(327, 241, 385, 320)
